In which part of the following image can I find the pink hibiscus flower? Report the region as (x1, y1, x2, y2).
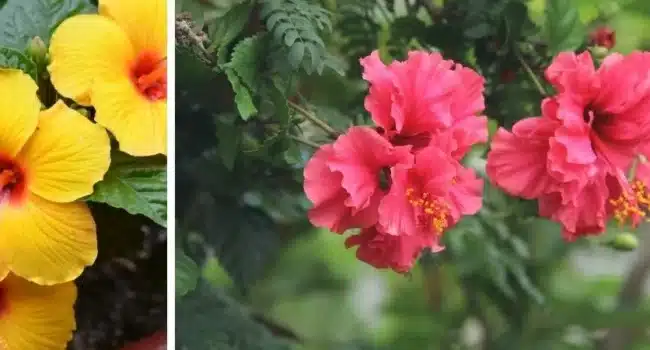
(304, 126, 413, 233)
(344, 225, 440, 273)
(487, 51, 650, 240)
(360, 50, 487, 159)
(378, 143, 483, 244)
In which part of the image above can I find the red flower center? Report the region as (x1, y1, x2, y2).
(131, 51, 167, 101)
(0, 155, 26, 207)
(583, 106, 613, 136)
(406, 187, 450, 235)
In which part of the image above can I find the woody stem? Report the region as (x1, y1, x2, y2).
(289, 135, 320, 148)
(288, 101, 339, 139)
(515, 49, 547, 97)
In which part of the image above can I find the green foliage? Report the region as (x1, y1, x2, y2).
(177, 283, 294, 350)
(208, 1, 254, 65)
(0, 0, 94, 50)
(183, 193, 283, 293)
(87, 152, 167, 228)
(0, 46, 36, 78)
(176, 248, 200, 297)
(544, 0, 586, 55)
(223, 35, 264, 120)
(260, 0, 332, 73)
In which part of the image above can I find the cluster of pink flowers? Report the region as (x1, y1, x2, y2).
(303, 51, 487, 273)
(487, 51, 650, 241)
(304, 47, 650, 272)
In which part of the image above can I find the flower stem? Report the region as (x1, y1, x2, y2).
(515, 49, 547, 97)
(288, 101, 339, 139)
(289, 134, 321, 148)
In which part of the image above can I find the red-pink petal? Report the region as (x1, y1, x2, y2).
(486, 118, 558, 199)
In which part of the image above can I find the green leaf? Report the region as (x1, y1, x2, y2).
(177, 284, 293, 350)
(209, 1, 253, 60)
(261, 0, 332, 74)
(288, 42, 305, 68)
(224, 35, 263, 93)
(185, 194, 282, 293)
(284, 29, 299, 46)
(268, 77, 290, 124)
(0, 46, 36, 78)
(544, 0, 585, 55)
(216, 117, 241, 170)
(464, 21, 491, 39)
(176, 248, 200, 298)
(0, 0, 94, 50)
(87, 152, 167, 228)
(225, 68, 257, 120)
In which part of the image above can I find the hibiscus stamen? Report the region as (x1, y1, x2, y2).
(406, 187, 450, 235)
(137, 58, 166, 90)
(610, 179, 650, 226)
(0, 156, 26, 206)
(131, 53, 167, 101)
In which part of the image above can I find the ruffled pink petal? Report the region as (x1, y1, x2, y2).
(486, 117, 559, 199)
(452, 65, 486, 115)
(303, 145, 343, 206)
(378, 145, 458, 237)
(360, 50, 485, 148)
(377, 165, 420, 236)
(447, 165, 483, 220)
(592, 52, 650, 156)
(545, 51, 599, 101)
(389, 51, 458, 135)
(540, 175, 611, 241)
(361, 51, 396, 131)
(345, 225, 440, 273)
(328, 126, 412, 211)
(447, 115, 488, 160)
(547, 122, 597, 185)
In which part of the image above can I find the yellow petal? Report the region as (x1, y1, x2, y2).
(99, 0, 166, 56)
(48, 14, 135, 105)
(0, 264, 7, 282)
(0, 274, 76, 350)
(17, 101, 111, 203)
(93, 78, 167, 156)
(0, 195, 97, 285)
(0, 69, 39, 157)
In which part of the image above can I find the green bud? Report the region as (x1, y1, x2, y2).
(26, 36, 47, 64)
(590, 46, 610, 61)
(606, 232, 639, 251)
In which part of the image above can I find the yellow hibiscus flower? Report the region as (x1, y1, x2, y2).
(0, 69, 110, 285)
(0, 274, 76, 349)
(48, 0, 167, 157)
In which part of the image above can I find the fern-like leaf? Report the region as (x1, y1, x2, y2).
(223, 35, 266, 120)
(260, 0, 332, 74)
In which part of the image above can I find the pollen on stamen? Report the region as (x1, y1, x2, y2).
(406, 187, 450, 235)
(131, 51, 167, 101)
(609, 179, 650, 226)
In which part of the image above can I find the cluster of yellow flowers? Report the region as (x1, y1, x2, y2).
(0, 0, 166, 348)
